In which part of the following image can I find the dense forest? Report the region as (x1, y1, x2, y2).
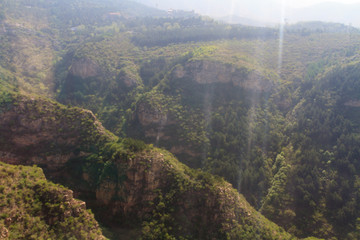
(1, 0, 360, 239)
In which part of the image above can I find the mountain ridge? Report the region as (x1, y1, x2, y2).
(0, 90, 295, 239)
(1, 0, 360, 239)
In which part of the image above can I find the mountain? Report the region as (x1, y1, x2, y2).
(1, 0, 360, 239)
(287, 2, 360, 27)
(0, 90, 293, 239)
(285, 21, 360, 34)
(0, 1, 295, 238)
(217, 15, 277, 27)
(132, 0, 283, 20)
(133, 0, 360, 27)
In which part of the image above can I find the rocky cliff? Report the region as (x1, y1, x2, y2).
(172, 60, 274, 92)
(0, 92, 294, 239)
(69, 58, 100, 79)
(132, 59, 274, 169)
(0, 92, 115, 174)
(105, 149, 294, 240)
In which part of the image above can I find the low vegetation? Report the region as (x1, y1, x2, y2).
(0, 161, 106, 239)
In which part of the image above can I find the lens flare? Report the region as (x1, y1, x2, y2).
(278, 0, 286, 74)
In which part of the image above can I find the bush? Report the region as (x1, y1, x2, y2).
(122, 138, 147, 152)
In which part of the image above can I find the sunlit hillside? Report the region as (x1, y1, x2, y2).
(1, 0, 360, 239)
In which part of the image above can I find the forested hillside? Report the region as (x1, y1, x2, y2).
(0, 161, 106, 239)
(0, 89, 294, 239)
(1, 0, 360, 239)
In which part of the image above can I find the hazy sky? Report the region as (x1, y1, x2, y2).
(287, 0, 360, 8)
(135, 0, 360, 26)
(137, 0, 360, 15)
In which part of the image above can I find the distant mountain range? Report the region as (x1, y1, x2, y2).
(217, 15, 277, 27)
(286, 2, 360, 27)
(133, 0, 360, 27)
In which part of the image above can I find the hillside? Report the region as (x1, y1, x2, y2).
(0, 90, 294, 239)
(55, 25, 360, 240)
(0, 161, 106, 239)
(1, 0, 360, 239)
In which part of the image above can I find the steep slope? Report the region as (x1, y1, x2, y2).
(0, 0, 58, 96)
(0, 161, 106, 239)
(0, 90, 115, 176)
(121, 33, 360, 239)
(2, 0, 360, 238)
(259, 62, 360, 239)
(51, 18, 360, 239)
(0, 90, 294, 239)
(0, 0, 168, 96)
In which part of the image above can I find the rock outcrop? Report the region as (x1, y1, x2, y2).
(173, 60, 274, 92)
(91, 149, 293, 239)
(95, 151, 168, 220)
(0, 93, 115, 173)
(132, 59, 274, 168)
(69, 58, 100, 79)
(136, 101, 168, 127)
(0, 93, 293, 239)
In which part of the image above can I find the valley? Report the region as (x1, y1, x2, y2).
(1, 0, 360, 239)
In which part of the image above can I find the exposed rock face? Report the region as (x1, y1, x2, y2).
(91, 149, 292, 239)
(136, 101, 168, 127)
(0, 94, 115, 173)
(95, 151, 168, 219)
(69, 58, 100, 78)
(0, 93, 292, 239)
(173, 60, 273, 92)
(133, 60, 274, 166)
(119, 69, 140, 88)
(135, 100, 189, 154)
(135, 100, 201, 166)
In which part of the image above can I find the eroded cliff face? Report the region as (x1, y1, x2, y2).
(136, 101, 168, 127)
(0, 93, 292, 239)
(134, 100, 201, 167)
(0, 94, 115, 173)
(69, 58, 100, 79)
(173, 60, 274, 92)
(94, 151, 169, 221)
(133, 59, 274, 167)
(89, 147, 293, 239)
